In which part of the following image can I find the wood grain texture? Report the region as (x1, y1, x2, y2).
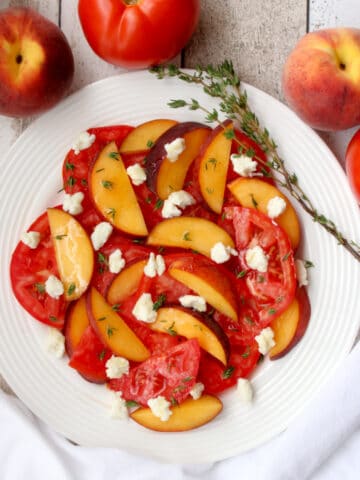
(183, 0, 306, 99)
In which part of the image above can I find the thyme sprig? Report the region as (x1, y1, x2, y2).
(150, 62, 360, 262)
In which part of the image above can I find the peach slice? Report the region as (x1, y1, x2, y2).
(228, 177, 301, 249)
(119, 119, 177, 153)
(151, 307, 230, 364)
(47, 208, 94, 301)
(147, 216, 235, 258)
(145, 122, 211, 199)
(106, 259, 147, 305)
(87, 287, 150, 362)
(269, 287, 311, 360)
(130, 395, 223, 432)
(198, 121, 233, 213)
(64, 295, 89, 356)
(168, 259, 238, 321)
(89, 141, 148, 236)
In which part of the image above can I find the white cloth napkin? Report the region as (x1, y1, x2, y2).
(1, 341, 360, 480)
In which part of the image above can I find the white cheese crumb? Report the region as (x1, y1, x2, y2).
(168, 190, 195, 208)
(267, 196, 287, 219)
(161, 190, 195, 219)
(190, 382, 205, 400)
(237, 378, 253, 404)
(162, 199, 182, 219)
(132, 293, 157, 323)
(109, 249, 126, 274)
(245, 245, 269, 272)
(144, 252, 166, 278)
(255, 327, 275, 355)
(21, 231, 40, 249)
(46, 328, 65, 358)
(155, 254, 166, 276)
(179, 295, 207, 313)
(109, 392, 128, 420)
(91, 222, 113, 251)
(105, 355, 130, 379)
(126, 164, 147, 186)
(62, 191, 84, 216)
(230, 154, 258, 177)
(45, 275, 64, 299)
(147, 396, 172, 422)
(210, 242, 237, 264)
(164, 137, 186, 162)
(295, 259, 309, 287)
(72, 131, 96, 155)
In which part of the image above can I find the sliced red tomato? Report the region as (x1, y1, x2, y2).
(198, 342, 260, 395)
(62, 125, 133, 196)
(10, 211, 67, 329)
(91, 231, 152, 296)
(227, 206, 296, 327)
(68, 325, 112, 383)
(108, 339, 200, 406)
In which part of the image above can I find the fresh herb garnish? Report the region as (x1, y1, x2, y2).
(108, 151, 119, 160)
(268, 308, 277, 315)
(126, 400, 139, 408)
(66, 176, 76, 187)
(34, 282, 45, 293)
(98, 350, 106, 361)
(154, 198, 164, 210)
(183, 231, 191, 241)
(205, 157, 217, 170)
(102, 180, 113, 189)
(153, 293, 166, 311)
(106, 326, 117, 337)
(105, 207, 116, 219)
(65, 161, 75, 171)
(67, 283, 76, 296)
(250, 193, 258, 208)
(97, 252, 108, 265)
(222, 366, 235, 379)
(166, 321, 177, 336)
(151, 61, 360, 262)
(111, 304, 121, 312)
(236, 270, 247, 278)
(97, 316, 107, 322)
(49, 315, 58, 323)
(304, 260, 314, 269)
(146, 140, 155, 148)
(241, 346, 251, 358)
(55, 234, 67, 240)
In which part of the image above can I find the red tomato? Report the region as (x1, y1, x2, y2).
(10, 211, 68, 329)
(62, 125, 133, 198)
(345, 129, 360, 203)
(78, 0, 200, 69)
(69, 326, 112, 383)
(198, 343, 260, 395)
(227, 206, 296, 327)
(108, 339, 201, 406)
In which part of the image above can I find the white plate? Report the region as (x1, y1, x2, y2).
(0, 71, 360, 464)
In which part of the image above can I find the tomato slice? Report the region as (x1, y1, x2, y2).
(10, 211, 68, 329)
(198, 342, 260, 394)
(227, 206, 296, 326)
(68, 325, 112, 383)
(108, 339, 201, 406)
(62, 125, 133, 196)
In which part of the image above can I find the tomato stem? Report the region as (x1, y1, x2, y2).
(123, 0, 138, 5)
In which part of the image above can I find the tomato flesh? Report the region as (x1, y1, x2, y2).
(109, 339, 201, 406)
(345, 128, 360, 203)
(10, 211, 67, 329)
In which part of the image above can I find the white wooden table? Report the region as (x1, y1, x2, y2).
(1, 0, 359, 393)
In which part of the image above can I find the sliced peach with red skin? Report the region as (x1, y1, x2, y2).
(106, 259, 147, 305)
(87, 287, 150, 362)
(64, 295, 89, 357)
(130, 395, 223, 432)
(197, 120, 233, 213)
(168, 258, 238, 321)
(47, 208, 94, 301)
(145, 122, 211, 199)
(89, 141, 148, 236)
(269, 287, 311, 360)
(147, 216, 235, 258)
(119, 119, 177, 153)
(228, 177, 301, 249)
(151, 307, 230, 364)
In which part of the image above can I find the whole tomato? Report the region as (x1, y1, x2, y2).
(78, 0, 200, 69)
(345, 129, 360, 203)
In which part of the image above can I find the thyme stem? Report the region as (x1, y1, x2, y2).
(150, 62, 360, 262)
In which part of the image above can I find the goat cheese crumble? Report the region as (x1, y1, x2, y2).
(21, 231, 40, 249)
